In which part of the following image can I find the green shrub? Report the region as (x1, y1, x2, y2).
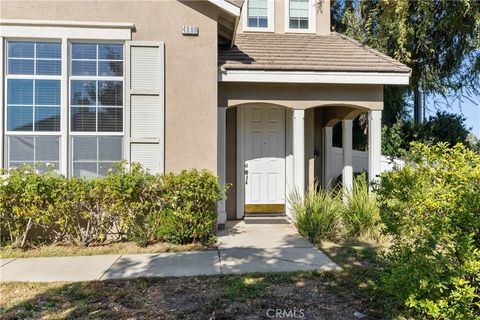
(343, 173, 381, 239)
(0, 164, 223, 248)
(0, 165, 64, 248)
(377, 143, 480, 319)
(289, 184, 343, 243)
(158, 170, 222, 245)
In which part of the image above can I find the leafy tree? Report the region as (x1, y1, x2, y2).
(332, 0, 480, 124)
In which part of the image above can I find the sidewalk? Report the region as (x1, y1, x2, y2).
(0, 217, 339, 282)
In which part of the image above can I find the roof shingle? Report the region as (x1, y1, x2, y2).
(219, 32, 411, 73)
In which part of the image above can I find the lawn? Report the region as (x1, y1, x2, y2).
(0, 240, 389, 319)
(0, 241, 209, 259)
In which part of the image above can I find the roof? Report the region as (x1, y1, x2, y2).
(219, 32, 411, 74)
(225, 0, 244, 8)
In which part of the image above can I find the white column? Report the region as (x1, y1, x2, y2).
(368, 110, 382, 188)
(323, 126, 333, 189)
(293, 109, 305, 198)
(342, 119, 353, 202)
(217, 106, 227, 229)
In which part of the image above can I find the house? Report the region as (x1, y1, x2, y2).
(0, 0, 410, 228)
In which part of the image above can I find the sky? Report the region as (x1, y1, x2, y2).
(425, 94, 480, 138)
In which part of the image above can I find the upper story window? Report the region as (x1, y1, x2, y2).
(285, 0, 316, 33)
(244, 0, 275, 32)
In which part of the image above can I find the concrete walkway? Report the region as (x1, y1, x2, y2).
(0, 217, 339, 282)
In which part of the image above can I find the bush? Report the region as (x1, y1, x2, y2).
(343, 174, 381, 239)
(0, 164, 223, 248)
(289, 184, 343, 243)
(377, 143, 480, 319)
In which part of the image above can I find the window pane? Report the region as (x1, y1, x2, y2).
(98, 162, 116, 176)
(71, 107, 97, 131)
(7, 79, 33, 105)
(35, 107, 61, 131)
(248, 17, 258, 28)
(36, 60, 61, 75)
(299, 18, 309, 29)
(7, 106, 33, 131)
(71, 80, 96, 105)
(72, 43, 97, 59)
(36, 42, 61, 59)
(98, 81, 123, 106)
(73, 162, 97, 178)
(98, 107, 123, 132)
(8, 59, 34, 75)
(35, 80, 61, 105)
(98, 61, 123, 77)
(98, 136, 122, 161)
(72, 136, 97, 161)
(98, 44, 123, 60)
(259, 18, 268, 28)
(35, 136, 60, 161)
(72, 60, 96, 76)
(290, 19, 299, 29)
(8, 41, 34, 58)
(9, 136, 34, 162)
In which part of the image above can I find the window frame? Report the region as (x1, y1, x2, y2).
(243, 0, 275, 32)
(4, 38, 62, 171)
(284, 0, 316, 34)
(68, 40, 125, 177)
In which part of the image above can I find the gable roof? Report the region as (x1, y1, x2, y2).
(219, 32, 411, 74)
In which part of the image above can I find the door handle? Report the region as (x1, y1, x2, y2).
(244, 169, 248, 184)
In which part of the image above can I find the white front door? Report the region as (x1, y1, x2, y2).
(243, 105, 286, 213)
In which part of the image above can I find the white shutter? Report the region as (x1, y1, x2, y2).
(125, 41, 165, 174)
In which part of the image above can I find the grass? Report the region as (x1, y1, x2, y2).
(0, 241, 210, 259)
(0, 239, 391, 319)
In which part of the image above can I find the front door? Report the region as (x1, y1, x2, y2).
(244, 105, 285, 213)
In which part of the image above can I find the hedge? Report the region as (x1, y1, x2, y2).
(0, 163, 223, 248)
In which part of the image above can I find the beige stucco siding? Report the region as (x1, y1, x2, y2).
(1, 0, 220, 173)
(219, 82, 384, 110)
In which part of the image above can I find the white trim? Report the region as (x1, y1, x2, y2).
(293, 109, 305, 200)
(0, 37, 4, 169)
(219, 69, 411, 85)
(368, 110, 382, 189)
(0, 22, 132, 40)
(243, 0, 275, 33)
(217, 106, 227, 224)
(285, 108, 294, 218)
(60, 38, 68, 176)
(236, 106, 245, 219)
(323, 126, 333, 188)
(284, 0, 316, 34)
(207, 0, 241, 16)
(342, 119, 353, 202)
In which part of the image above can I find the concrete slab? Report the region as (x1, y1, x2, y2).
(218, 217, 314, 250)
(0, 255, 121, 282)
(0, 259, 15, 268)
(219, 248, 340, 274)
(102, 250, 221, 279)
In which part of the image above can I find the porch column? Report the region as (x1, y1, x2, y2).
(293, 109, 305, 198)
(217, 105, 227, 229)
(323, 126, 333, 189)
(368, 110, 382, 188)
(342, 119, 353, 202)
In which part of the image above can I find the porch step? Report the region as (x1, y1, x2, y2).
(245, 213, 286, 218)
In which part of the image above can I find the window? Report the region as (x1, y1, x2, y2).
(71, 136, 123, 177)
(285, 0, 315, 33)
(69, 43, 124, 177)
(5, 41, 61, 171)
(244, 0, 274, 32)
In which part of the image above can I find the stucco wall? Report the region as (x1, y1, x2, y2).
(0, 0, 220, 173)
(237, 0, 330, 35)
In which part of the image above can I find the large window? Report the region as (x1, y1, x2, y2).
(69, 43, 124, 177)
(244, 0, 274, 32)
(286, 0, 315, 33)
(3, 40, 124, 177)
(5, 41, 61, 170)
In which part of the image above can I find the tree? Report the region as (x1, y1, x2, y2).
(333, 0, 480, 124)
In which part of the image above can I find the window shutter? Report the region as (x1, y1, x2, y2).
(125, 41, 165, 174)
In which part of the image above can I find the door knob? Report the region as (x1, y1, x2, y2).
(244, 169, 248, 184)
